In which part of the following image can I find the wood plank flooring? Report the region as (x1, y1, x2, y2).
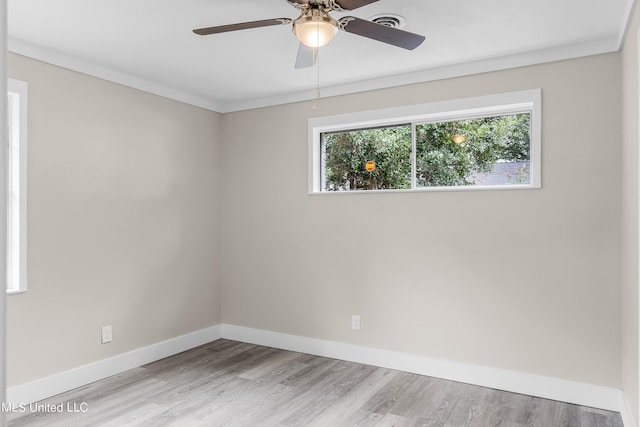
(7, 339, 624, 427)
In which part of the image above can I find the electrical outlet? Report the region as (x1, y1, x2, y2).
(351, 315, 361, 331)
(101, 325, 112, 344)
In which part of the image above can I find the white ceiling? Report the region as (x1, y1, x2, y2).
(7, 0, 636, 112)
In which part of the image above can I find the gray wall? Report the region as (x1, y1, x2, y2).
(5, 45, 631, 414)
(221, 53, 623, 388)
(7, 53, 222, 386)
(622, 2, 640, 423)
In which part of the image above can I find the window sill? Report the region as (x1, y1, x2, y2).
(310, 183, 540, 195)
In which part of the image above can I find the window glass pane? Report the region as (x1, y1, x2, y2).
(321, 124, 412, 191)
(415, 113, 530, 187)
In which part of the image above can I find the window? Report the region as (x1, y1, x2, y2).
(309, 89, 541, 193)
(7, 78, 28, 294)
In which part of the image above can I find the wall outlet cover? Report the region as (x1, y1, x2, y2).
(351, 315, 361, 331)
(101, 325, 112, 344)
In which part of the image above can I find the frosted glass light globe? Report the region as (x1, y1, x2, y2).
(294, 9, 337, 48)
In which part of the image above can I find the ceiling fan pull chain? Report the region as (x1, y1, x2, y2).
(315, 25, 321, 99)
(312, 46, 321, 109)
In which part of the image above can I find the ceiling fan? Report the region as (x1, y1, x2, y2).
(193, 0, 425, 69)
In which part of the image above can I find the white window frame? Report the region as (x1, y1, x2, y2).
(7, 78, 28, 294)
(308, 89, 541, 194)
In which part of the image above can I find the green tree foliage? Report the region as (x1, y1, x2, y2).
(416, 114, 530, 186)
(323, 125, 412, 191)
(323, 113, 530, 190)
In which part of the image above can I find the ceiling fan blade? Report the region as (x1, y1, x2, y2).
(193, 18, 291, 36)
(295, 43, 318, 69)
(338, 16, 425, 50)
(332, 0, 379, 11)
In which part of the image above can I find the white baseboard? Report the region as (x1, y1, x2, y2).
(221, 324, 627, 416)
(7, 325, 222, 405)
(621, 391, 639, 427)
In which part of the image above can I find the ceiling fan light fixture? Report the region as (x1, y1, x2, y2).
(294, 8, 337, 48)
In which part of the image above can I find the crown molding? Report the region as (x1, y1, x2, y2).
(8, 37, 223, 112)
(9, 35, 619, 114)
(222, 36, 619, 112)
(617, 0, 638, 50)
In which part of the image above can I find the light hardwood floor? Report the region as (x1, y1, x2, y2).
(8, 339, 624, 426)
